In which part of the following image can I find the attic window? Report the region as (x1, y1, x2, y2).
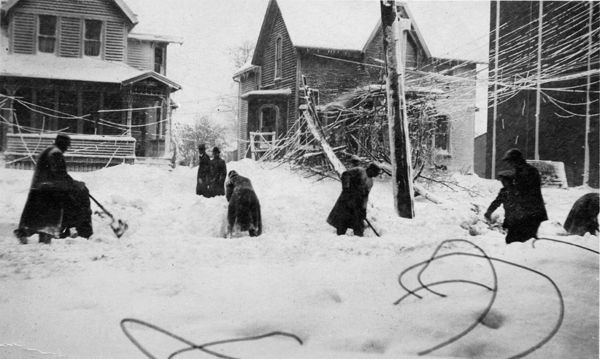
(38, 15, 56, 53)
(84, 20, 102, 56)
(274, 36, 282, 79)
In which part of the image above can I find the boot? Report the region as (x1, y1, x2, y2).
(38, 233, 52, 244)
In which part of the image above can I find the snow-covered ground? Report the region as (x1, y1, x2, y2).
(0, 160, 597, 359)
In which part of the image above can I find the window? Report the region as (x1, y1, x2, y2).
(154, 45, 165, 73)
(84, 20, 102, 56)
(433, 115, 449, 151)
(259, 105, 278, 133)
(38, 15, 57, 53)
(274, 36, 282, 79)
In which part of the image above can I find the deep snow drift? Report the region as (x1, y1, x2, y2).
(0, 160, 597, 359)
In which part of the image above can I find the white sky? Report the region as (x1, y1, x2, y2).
(124, 0, 490, 134)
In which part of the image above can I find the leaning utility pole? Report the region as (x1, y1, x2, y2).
(380, 0, 415, 218)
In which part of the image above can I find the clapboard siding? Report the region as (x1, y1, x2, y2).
(126, 40, 153, 71)
(12, 0, 126, 21)
(10, 12, 36, 54)
(255, 2, 297, 130)
(104, 20, 125, 61)
(59, 17, 82, 58)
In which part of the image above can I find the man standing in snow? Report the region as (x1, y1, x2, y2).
(14, 134, 93, 244)
(225, 170, 262, 237)
(327, 162, 381, 236)
(501, 148, 548, 243)
(196, 143, 211, 197)
(209, 146, 227, 197)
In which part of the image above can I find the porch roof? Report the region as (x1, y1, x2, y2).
(241, 88, 292, 100)
(0, 54, 181, 90)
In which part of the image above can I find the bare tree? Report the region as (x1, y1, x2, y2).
(226, 40, 255, 69)
(172, 115, 228, 166)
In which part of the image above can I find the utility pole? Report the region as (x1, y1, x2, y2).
(380, 0, 414, 218)
(534, 0, 543, 160)
(491, 0, 500, 179)
(583, 1, 593, 186)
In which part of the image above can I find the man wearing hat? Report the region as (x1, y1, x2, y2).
(14, 134, 92, 244)
(196, 143, 211, 197)
(500, 148, 548, 243)
(209, 146, 227, 197)
(327, 162, 381, 236)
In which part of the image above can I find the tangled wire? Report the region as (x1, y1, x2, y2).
(395, 239, 568, 358)
(120, 318, 303, 359)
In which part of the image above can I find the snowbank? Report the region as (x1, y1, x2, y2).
(0, 160, 597, 359)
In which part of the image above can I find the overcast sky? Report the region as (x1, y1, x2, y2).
(124, 0, 490, 133)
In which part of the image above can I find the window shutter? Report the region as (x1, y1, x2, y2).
(104, 20, 125, 61)
(59, 17, 82, 58)
(11, 12, 36, 54)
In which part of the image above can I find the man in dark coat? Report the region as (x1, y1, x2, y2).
(501, 148, 548, 243)
(14, 134, 93, 244)
(327, 162, 381, 236)
(209, 146, 227, 197)
(225, 170, 262, 237)
(563, 192, 599, 236)
(196, 143, 211, 197)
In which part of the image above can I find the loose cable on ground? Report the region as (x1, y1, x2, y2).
(120, 318, 302, 359)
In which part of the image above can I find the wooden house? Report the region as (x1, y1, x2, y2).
(233, 0, 480, 172)
(0, 0, 182, 170)
(487, 1, 599, 187)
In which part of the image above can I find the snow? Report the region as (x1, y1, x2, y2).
(0, 160, 597, 359)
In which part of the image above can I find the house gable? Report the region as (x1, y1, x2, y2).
(4, 0, 133, 61)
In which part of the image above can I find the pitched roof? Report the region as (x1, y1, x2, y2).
(276, 0, 380, 52)
(252, 0, 488, 63)
(0, 53, 181, 90)
(0, 0, 138, 25)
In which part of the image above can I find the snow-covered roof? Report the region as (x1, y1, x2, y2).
(232, 61, 259, 79)
(0, 0, 138, 25)
(258, 0, 488, 63)
(405, 1, 490, 64)
(0, 53, 181, 90)
(128, 33, 183, 44)
(276, 0, 380, 51)
(241, 88, 292, 100)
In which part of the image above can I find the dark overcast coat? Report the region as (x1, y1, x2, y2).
(226, 172, 262, 236)
(18, 145, 73, 237)
(327, 167, 373, 234)
(564, 192, 599, 236)
(196, 152, 211, 196)
(209, 156, 227, 197)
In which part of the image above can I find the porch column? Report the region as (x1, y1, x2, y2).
(126, 92, 133, 136)
(97, 92, 104, 135)
(76, 89, 84, 133)
(163, 89, 172, 157)
(4, 86, 16, 134)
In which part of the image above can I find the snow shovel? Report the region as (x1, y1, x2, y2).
(365, 218, 380, 237)
(89, 194, 128, 238)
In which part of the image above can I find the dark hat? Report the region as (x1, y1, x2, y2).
(366, 162, 381, 177)
(54, 134, 71, 148)
(212, 146, 221, 154)
(502, 148, 523, 162)
(198, 143, 206, 151)
(228, 170, 238, 179)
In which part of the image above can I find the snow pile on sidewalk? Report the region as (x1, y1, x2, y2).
(0, 160, 597, 359)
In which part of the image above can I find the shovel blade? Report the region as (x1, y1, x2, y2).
(111, 220, 128, 238)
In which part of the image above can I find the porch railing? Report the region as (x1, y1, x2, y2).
(4, 133, 136, 171)
(249, 131, 276, 160)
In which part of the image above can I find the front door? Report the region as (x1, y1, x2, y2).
(132, 111, 147, 157)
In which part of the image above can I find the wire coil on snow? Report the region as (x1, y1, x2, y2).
(532, 237, 599, 254)
(120, 318, 303, 359)
(395, 239, 565, 359)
